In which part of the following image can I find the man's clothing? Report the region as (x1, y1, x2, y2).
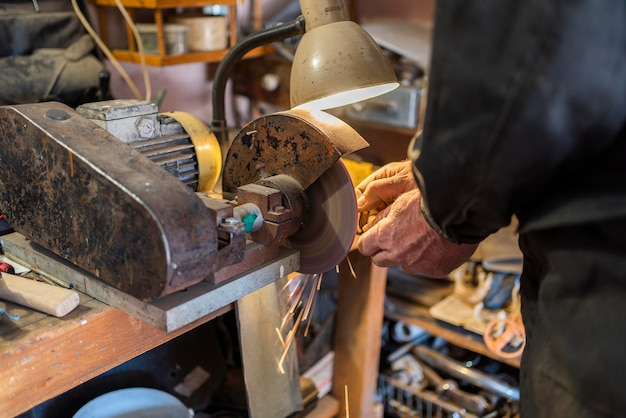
(411, 1, 626, 415)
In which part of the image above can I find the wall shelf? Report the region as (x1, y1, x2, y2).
(89, 0, 247, 66)
(110, 45, 273, 66)
(386, 297, 521, 369)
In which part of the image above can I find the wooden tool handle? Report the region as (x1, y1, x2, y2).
(0, 273, 80, 317)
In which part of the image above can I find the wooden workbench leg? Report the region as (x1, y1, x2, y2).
(332, 251, 387, 418)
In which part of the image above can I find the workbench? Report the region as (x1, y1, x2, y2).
(0, 290, 230, 417)
(0, 244, 387, 418)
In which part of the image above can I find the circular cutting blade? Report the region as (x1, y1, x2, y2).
(288, 159, 357, 274)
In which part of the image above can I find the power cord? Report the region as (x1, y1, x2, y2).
(71, 0, 152, 101)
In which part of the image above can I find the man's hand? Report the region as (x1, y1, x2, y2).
(355, 160, 417, 232)
(355, 160, 417, 211)
(356, 168, 477, 278)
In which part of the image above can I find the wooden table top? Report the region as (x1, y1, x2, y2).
(0, 292, 230, 417)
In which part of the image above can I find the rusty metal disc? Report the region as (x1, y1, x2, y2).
(289, 159, 357, 274)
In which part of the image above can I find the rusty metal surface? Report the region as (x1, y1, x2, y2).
(0, 103, 217, 301)
(237, 175, 307, 247)
(213, 242, 280, 285)
(222, 108, 369, 195)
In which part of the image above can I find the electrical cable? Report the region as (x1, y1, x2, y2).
(112, 0, 151, 101)
(211, 16, 306, 146)
(71, 0, 151, 101)
(71, 0, 141, 99)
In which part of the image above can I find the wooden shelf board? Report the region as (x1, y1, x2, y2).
(91, 0, 237, 8)
(111, 45, 273, 66)
(0, 234, 298, 415)
(0, 293, 231, 417)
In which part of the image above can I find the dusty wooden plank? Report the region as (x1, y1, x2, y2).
(332, 251, 386, 418)
(0, 300, 48, 335)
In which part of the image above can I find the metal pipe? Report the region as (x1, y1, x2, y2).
(211, 16, 306, 147)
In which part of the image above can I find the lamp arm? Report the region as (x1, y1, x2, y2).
(211, 16, 306, 146)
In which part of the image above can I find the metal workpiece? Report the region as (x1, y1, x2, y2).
(222, 108, 369, 195)
(0, 102, 218, 300)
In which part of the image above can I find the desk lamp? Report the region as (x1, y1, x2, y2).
(290, 0, 399, 110)
(211, 0, 399, 145)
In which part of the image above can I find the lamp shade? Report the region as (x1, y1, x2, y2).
(290, 2, 398, 110)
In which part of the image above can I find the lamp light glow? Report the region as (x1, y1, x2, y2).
(293, 83, 399, 112)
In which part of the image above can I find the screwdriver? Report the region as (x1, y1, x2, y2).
(0, 261, 15, 274)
